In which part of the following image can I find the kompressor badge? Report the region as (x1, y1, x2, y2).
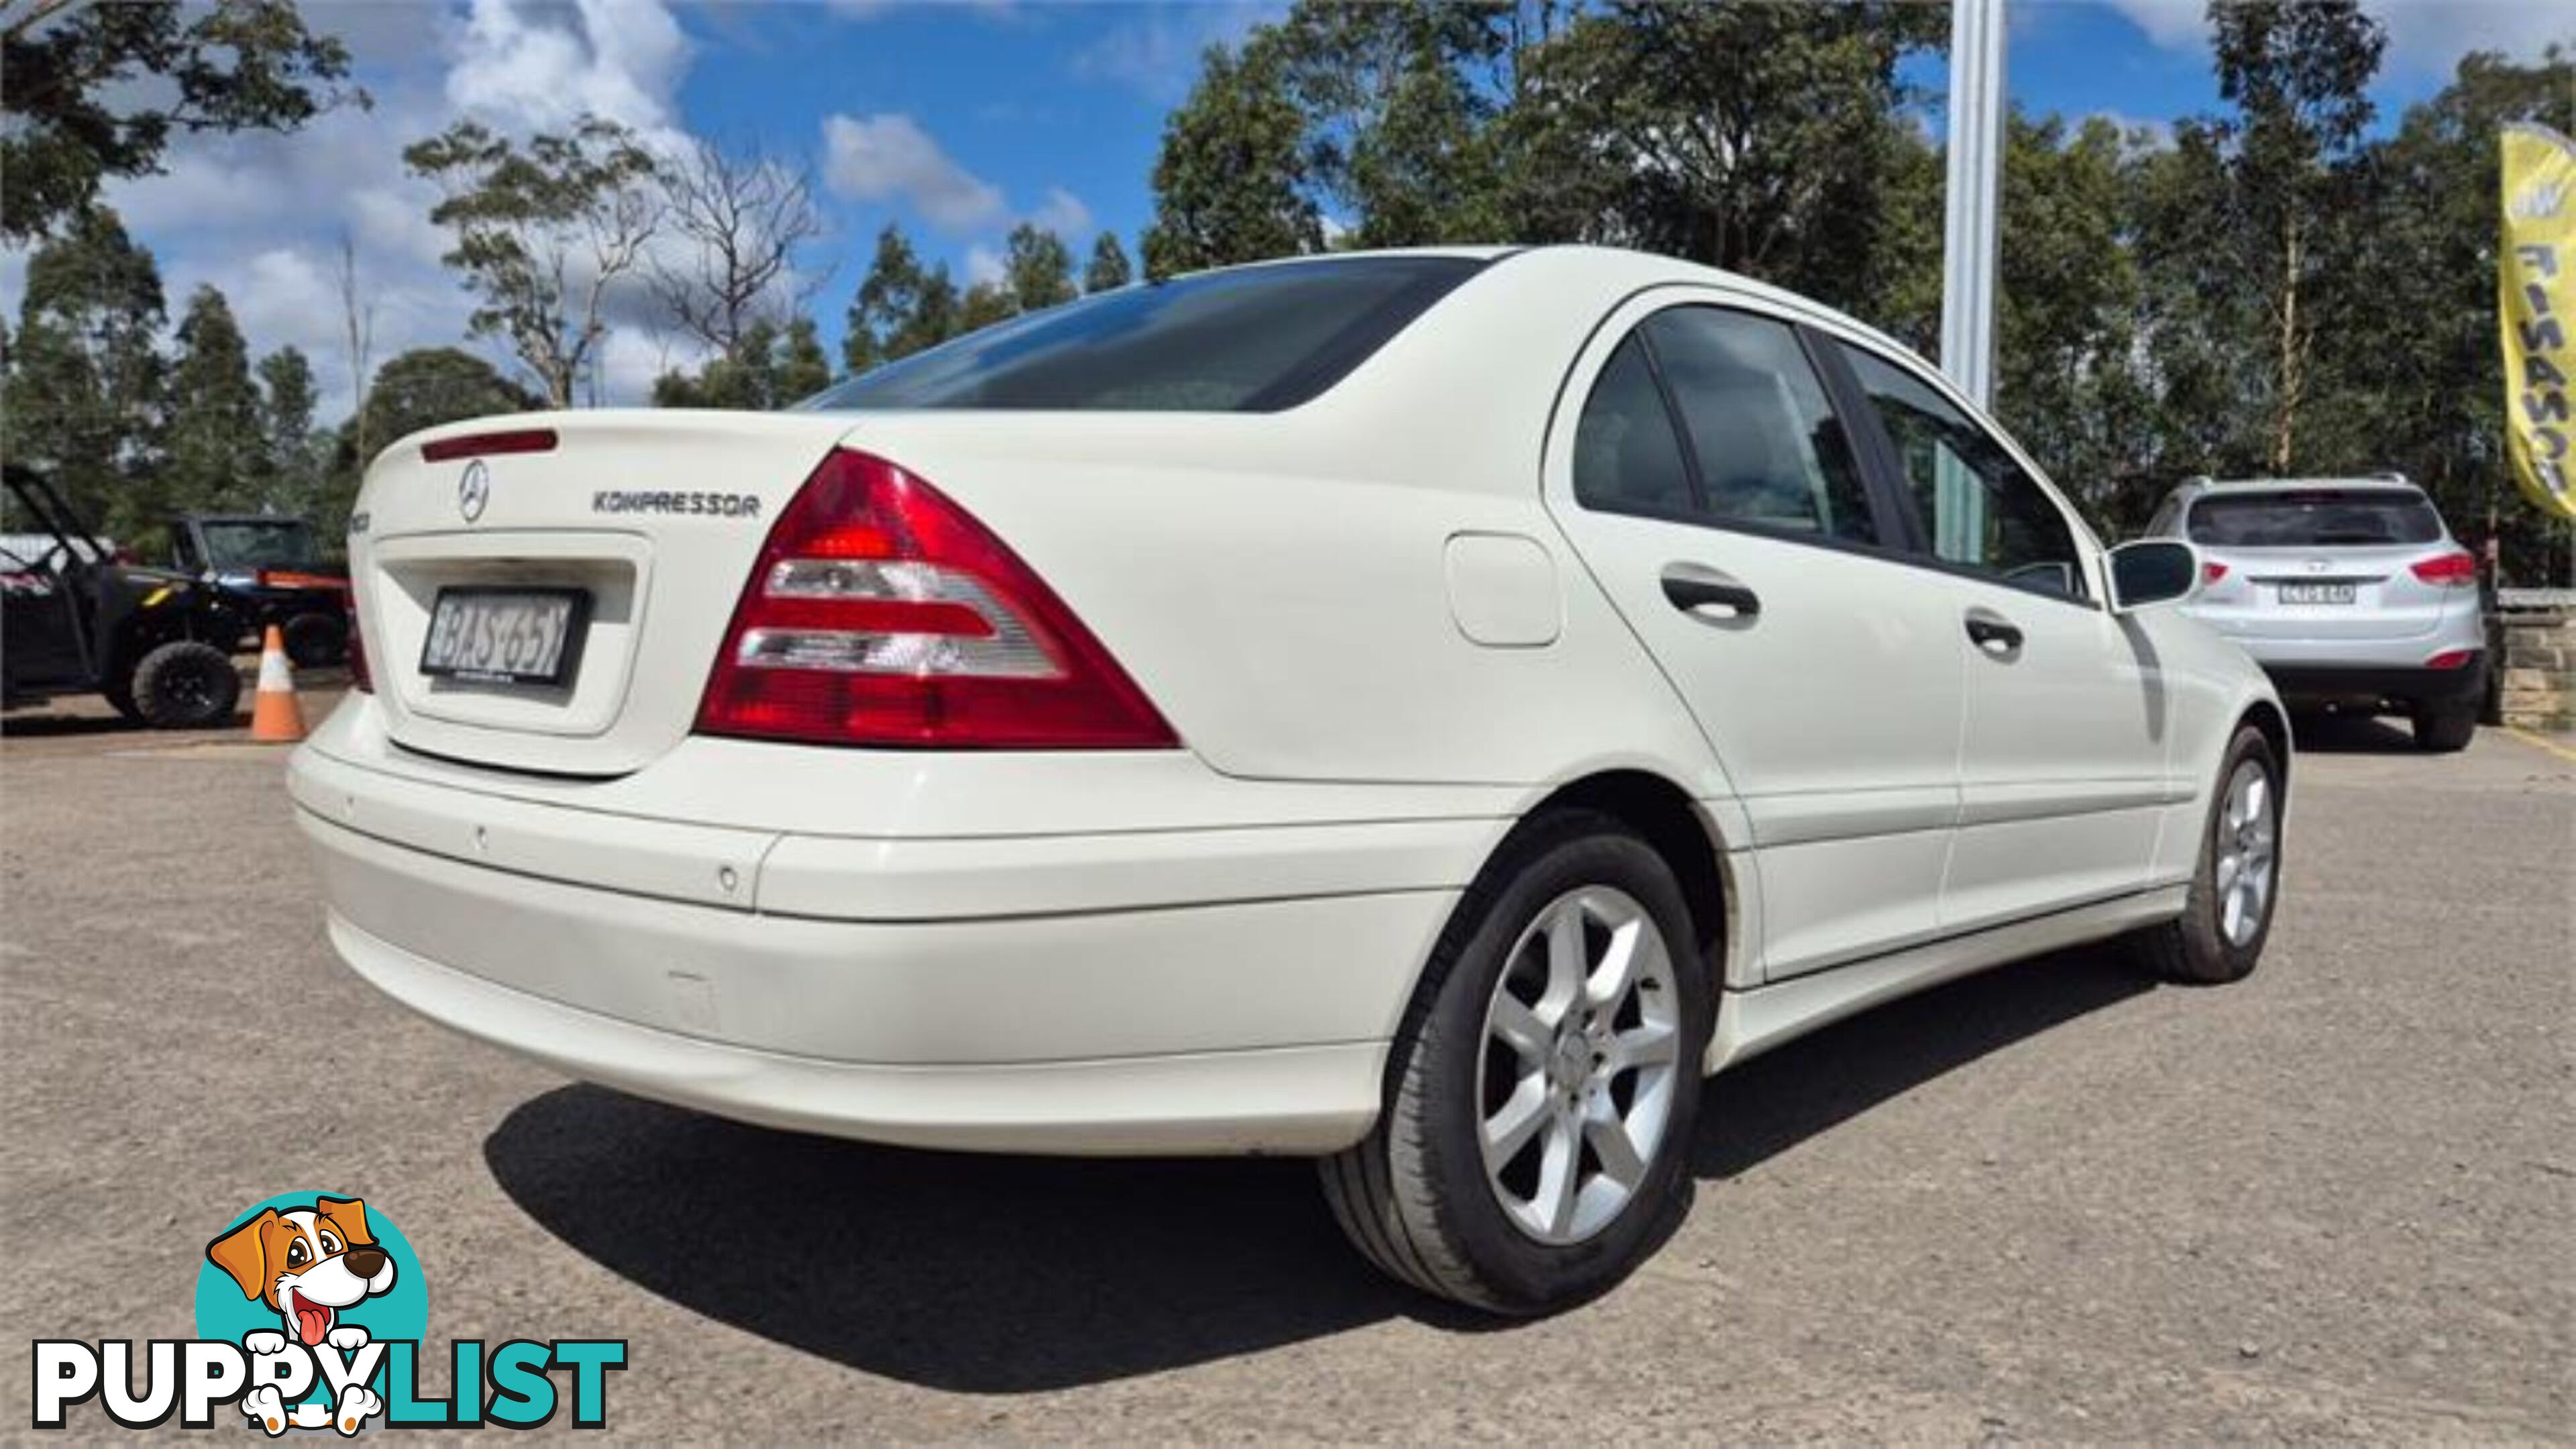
(590, 490, 763, 519)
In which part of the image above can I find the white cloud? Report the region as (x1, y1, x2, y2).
(2098, 0, 2567, 76)
(963, 242, 1006, 287)
(307, 1, 451, 70)
(2371, 0, 2573, 78)
(445, 0, 690, 137)
(0, 0, 716, 418)
(1069, 2, 1282, 103)
(2095, 0, 2206, 51)
(1028, 185, 1093, 239)
(819, 112, 1008, 233)
(597, 326, 694, 405)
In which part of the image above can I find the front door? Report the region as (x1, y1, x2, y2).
(1827, 340, 2174, 932)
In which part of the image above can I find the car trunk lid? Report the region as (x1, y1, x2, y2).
(2192, 541, 2457, 641)
(351, 411, 858, 777)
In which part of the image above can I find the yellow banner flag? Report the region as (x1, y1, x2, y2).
(2502, 123, 2576, 523)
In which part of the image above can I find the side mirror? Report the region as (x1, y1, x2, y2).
(2108, 539, 2201, 613)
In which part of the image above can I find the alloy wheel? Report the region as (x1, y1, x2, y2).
(2214, 758, 2277, 947)
(1474, 885, 1682, 1245)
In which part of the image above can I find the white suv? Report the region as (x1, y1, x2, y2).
(293, 246, 2286, 1312)
(2145, 476, 2486, 750)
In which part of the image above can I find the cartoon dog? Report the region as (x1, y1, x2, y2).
(206, 1197, 394, 1435)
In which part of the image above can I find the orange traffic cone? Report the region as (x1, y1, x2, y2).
(250, 625, 307, 743)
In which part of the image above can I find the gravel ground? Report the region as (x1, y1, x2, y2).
(3, 692, 2569, 1442)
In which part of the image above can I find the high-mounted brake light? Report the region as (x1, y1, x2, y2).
(694, 449, 1178, 749)
(421, 428, 558, 464)
(2409, 551, 2477, 588)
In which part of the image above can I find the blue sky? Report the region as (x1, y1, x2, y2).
(7, 0, 2563, 418)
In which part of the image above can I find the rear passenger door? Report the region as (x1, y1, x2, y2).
(1825, 339, 2176, 932)
(1544, 295, 1967, 980)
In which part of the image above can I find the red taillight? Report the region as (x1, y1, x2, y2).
(2410, 551, 2477, 588)
(345, 594, 372, 694)
(2203, 561, 2230, 584)
(694, 449, 1178, 749)
(2424, 648, 2477, 671)
(421, 428, 558, 463)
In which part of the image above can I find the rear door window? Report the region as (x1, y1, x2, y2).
(2186, 490, 2443, 547)
(1642, 309, 1880, 544)
(800, 256, 1487, 413)
(1572, 337, 1696, 515)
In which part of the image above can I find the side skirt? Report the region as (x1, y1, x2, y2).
(1703, 885, 2188, 1075)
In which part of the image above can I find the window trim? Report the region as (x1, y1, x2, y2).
(1812, 329, 2108, 613)
(1547, 284, 2109, 610)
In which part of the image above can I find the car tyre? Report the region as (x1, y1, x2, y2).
(2410, 699, 2475, 753)
(2130, 724, 2279, 985)
(130, 640, 241, 729)
(1320, 809, 1711, 1314)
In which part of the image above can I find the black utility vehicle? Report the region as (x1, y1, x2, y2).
(170, 512, 349, 667)
(2, 465, 249, 728)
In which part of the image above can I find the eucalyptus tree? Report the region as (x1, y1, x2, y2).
(405, 116, 663, 409)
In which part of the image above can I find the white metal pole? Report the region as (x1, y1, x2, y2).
(1940, 0, 2005, 411)
(1935, 0, 2005, 562)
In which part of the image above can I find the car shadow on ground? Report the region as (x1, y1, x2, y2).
(484, 945, 2149, 1393)
(2286, 709, 2426, 755)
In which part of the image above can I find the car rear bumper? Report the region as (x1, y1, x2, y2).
(2259, 658, 2486, 706)
(321, 899, 1391, 1155)
(288, 713, 1498, 1156)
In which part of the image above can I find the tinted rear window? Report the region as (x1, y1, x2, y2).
(196, 519, 320, 570)
(2186, 490, 2443, 547)
(799, 256, 1488, 414)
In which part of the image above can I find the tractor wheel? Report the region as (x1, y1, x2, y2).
(282, 610, 347, 669)
(130, 641, 241, 729)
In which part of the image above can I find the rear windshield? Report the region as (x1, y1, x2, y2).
(2186, 490, 2443, 547)
(196, 519, 320, 570)
(798, 256, 1487, 414)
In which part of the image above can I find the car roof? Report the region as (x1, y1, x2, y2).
(2178, 477, 2425, 497)
(1204, 244, 1928, 364)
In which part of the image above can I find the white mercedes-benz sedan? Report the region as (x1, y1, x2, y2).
(292, 245, 2287, 1313)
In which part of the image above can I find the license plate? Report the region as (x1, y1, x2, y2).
(420, 587, 589, 686)
(2277, 582, 2357, 606)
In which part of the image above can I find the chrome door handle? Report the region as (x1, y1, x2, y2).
(1660, 564, 1760, 621)
(1964, 609, 2023, 655)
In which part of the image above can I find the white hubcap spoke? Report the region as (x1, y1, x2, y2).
(1482, 1075, 1551, 1172)
(1488, 994, 1551, 1067)
(1583, 1099, 1649, 1188)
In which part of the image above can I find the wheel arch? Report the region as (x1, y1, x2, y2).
(1509, 768, 1737, 998)
(2239, 697, 2292, 796)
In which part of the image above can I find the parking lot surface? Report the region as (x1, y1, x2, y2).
(3, 694, 2569, 1441)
